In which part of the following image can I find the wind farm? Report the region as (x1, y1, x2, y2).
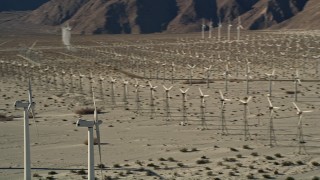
(1, 26, 320, 180)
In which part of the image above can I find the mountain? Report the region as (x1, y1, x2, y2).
(12, 0, 319, 34)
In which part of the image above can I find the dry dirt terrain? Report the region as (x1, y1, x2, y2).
(0, 30, 320, 179)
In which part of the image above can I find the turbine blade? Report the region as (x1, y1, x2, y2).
(246, 96, 252, 103)
(292, 102, 301, 112)
(199, 88, 203, 96)
(267, 97, 273, 107)
(219, 90, 224, 100)
(303, 110, 312, 113)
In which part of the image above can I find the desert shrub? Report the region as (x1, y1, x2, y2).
(263, 174, 273, 179)
(312, 161, 320, 166)
(180, 148, 188, 153)
(191, 147, 198, 152)
(177, 162, 185, 167)
(236, 154, 242, 158)
(75, 107, 101, 115)
(167, 157, 176, 162)
(77, 169, 87, 175)
(265, 156, 275, 160)
(296, 160, 304, 165)
(113, 163, 121, 168)
(247, 174, 255, 179)
(0, 114, 13, 121)
(230, 147, 238, 152)
(251, 152, 259, 156)
(98, 163, 106, 168)
(243, 145, 252, 149)
(274, 153, 283, 158)
(33, 173, 41, 177)
(207, 171, 214, 176)
(282, 161, 294, 166)
(196, 159, 210, 164)
(48, 171, 57, 175)
(158, 157, 166, 161)
(286, 177, 295, 180)
(312, 176, 320, 180)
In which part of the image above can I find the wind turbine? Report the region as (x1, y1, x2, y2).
(208, 20, 213, 39)
(245, 60, 252, 95)
(218, 17, 222, 42)
(292, 102, 312, 154)
(265, 69, 275, 97)
(163, 85, 173, 122)
(294, 70, 301, 102)
(201, 19, 206, 39)
(239, 96, 252, 141)
(76, 90, 103, 180)
(110, 77, 116, 108)
(236, 16, 244, 41)
(219, 90, 231, 135)
(199, 88, 209, 130)
(267, 97, 279, 147)
(227, 19, 232, 42)
(14, 79, 36, 180)
(180, 88, 189, 126)
(134, 79, 144, 114)
(122, 79, 129, 108)
(149, 82, 158, 118)
(187, 64, 196, 85)
(223, 63, 231, 92)
(204, 65, 212, 88)
(171, 62, 175, 84)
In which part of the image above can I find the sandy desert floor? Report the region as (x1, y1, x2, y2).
(1, 31, 320, 179)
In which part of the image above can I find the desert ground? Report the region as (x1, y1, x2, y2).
(1, 30, 320, 180)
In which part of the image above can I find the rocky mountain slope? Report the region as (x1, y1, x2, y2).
(13, 0, 320, 34)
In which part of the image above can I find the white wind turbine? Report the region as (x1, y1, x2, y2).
(98, 75, 105, 101)
(267, 97, 279, 147)
(218, 17, 222, 42)
(122, 79, 129, 108)
(163, 85, 173, 122)
(239, 96, 252, 141)
(14, 79, 36, 180)
(204, 65, 212, 88)
(236, 16, 244, 41)
(199, 88, 209, 130)
(187, 64, 196, 85)
(245, 60, 252, 95)
(134, 79, 144, 114)
(79, 72, 85, 93)
(149, 82, 158, 118)
(208, 20, 213, 39)
(171, 62, 176, 84)
(180, 88, 189, 125)
(292, 102, 312, 154)
(201, 19, 206, 39)
(293, 69, 301, 102)
(76, 90, 103, 180)
(265, 69, 275, 97)
(219, 90, 231, 135)
(223, 63, 231, 92)
(227, 19, 232, 42)
(110, 77, 116, 108)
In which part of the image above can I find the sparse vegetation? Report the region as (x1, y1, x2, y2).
(312, 161, 320, 166)
(251, 152, 259, 156)
(180, 148, 188, 152)
(282, 161, 294, 166)
(48, 171, 57, 175)
(75, 107, 101, 115)
(0, 114, 13, 121)
(286, 177, 295, 180)
(230, 147, 238, 152)
(265, 155, 275, 160)
(77, 169, 87, 175)
(274, 153, 283, 158)
(196, 159, 210, 164)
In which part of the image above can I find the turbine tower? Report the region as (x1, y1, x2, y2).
(76, 90, 103, 180)
(240, 96, 252, 141)
(267, 97, 279, 147)
(292, 102, 312, 154)
(14, 79, 36, 180)
(219, 90, 231, 135)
